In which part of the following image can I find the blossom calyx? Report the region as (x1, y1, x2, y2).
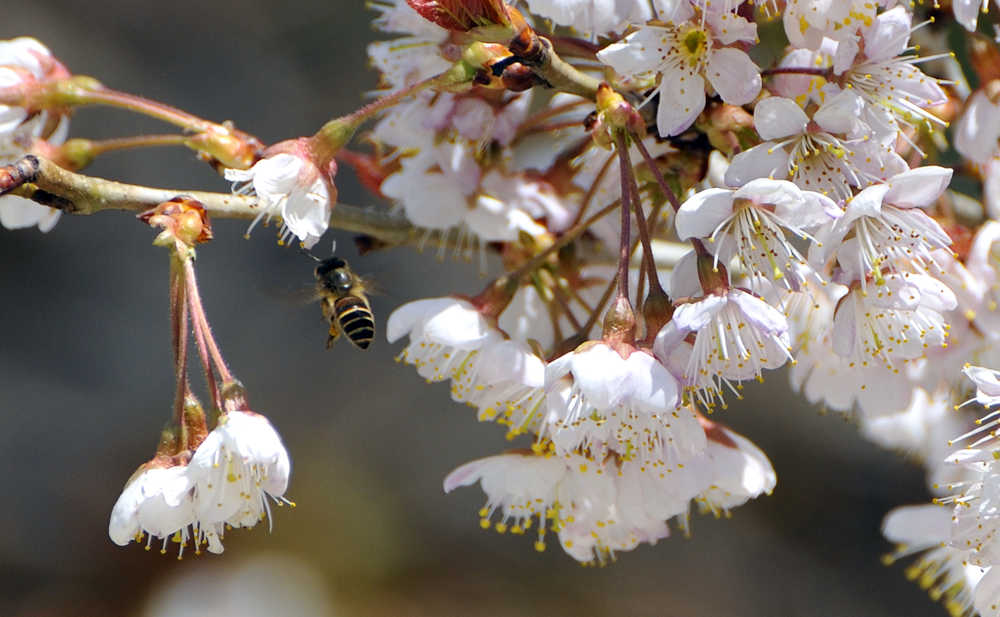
(140, 196, 213, 249)
(602, 295, 637, 346)
(589, 84, 644, 149)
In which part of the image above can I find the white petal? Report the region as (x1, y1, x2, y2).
(656, 71, 706, 137)
(753, 97, 809, 140)
(724, 143, 789, 186)
(675, 188, 734, 240)
(596, 28, 665, 76)
(883, 167, 953, 209)
(705, 48, 761, 106)
(813, 90, 864, 135)
(881, 503, 951, 545)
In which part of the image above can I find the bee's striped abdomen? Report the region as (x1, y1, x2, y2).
(335, 295, 375, 350)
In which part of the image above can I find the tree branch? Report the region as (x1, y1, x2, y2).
(2, 155, 440, 248)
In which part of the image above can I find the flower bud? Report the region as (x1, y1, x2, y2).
(139, 196, 213, 249)
(407, 0, 512, 34)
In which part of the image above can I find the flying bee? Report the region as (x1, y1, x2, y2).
(312, 255, 376, 351)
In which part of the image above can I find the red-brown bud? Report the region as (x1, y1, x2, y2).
(407, 0, 511, 31)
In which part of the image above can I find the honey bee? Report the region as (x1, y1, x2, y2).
(312, 255, 375, 350)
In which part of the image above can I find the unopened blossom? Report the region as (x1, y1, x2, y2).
(830, 273, 955, 371)
(597, 3, 760, 136)
(187, 410, 292, 553)
(674, 178, 840, 289)
(810, 167, 953, 284)
(882, 504, 986, 617)
(543, 341, 703, 470)
(655, 287, 793, 409)
(108, 463, 198, 556)
(0, 37, 69, 232)
(725, 94, 907, 201)
(387, 296, 505, 385)
(225, 150, 335, 249)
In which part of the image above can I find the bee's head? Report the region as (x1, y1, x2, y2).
(316, 257, 353, 292)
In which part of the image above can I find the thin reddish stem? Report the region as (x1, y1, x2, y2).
(183, 259, 233, 386)
(615, 132, 632, 301)
(619, 132, 664, 296)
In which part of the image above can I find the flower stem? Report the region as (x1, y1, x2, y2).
(615, 132, 632, 301)
(183, 258, 233, 392)
(633, 135, 681, 213)
(617, 132, 664, 296)
(169, 253, 190, 426)
(313, 64, 476, 158)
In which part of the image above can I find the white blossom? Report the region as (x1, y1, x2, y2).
(597, 4, 760, 136)
(108, 464, 198, 556)
(225, 153, 333, 249)
(655, 288, 793, 409)
(725, 94, 907, 200)
(524, 0, 653, 36)
(674, 179, 840, 289)
(0, 37, 68, 232)
(543, 341, 700, 469)
(386, 296, 504, 384)
(187, 411, 292, 553)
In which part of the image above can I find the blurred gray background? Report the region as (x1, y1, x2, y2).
(1, 3, 937, 616)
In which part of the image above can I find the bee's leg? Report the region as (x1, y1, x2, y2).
(326, 323, 341, 349)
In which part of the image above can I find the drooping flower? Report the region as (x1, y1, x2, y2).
(225, 144, 336, 249)
(655, 287, 793, 409)
(452, 339, 548, 439)
(543, 340, 702, 470)
(596, 3, 760, 136)
(187, 410, 292, 553)
(696, 418, 776, 514)
(108, 462, 198, 557)
(0, 37, 70, 232)
(674, 178, 840, 289)
(387, 296, 505, 385)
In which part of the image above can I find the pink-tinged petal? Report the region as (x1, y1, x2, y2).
(656, 71, 706, 137)
(867, 275, 921, 310)
(813, 90, 864, 135)
(724, 143, 790, 186)
(771, 48, 825, 99)
(881, 504, 951, 545)
(734, 178, 801, 210)
(754, 97, 808, 140)
(883, 166, 953, 209)
(728, 290, 788, 335)
(862, 6, 911, 62)
(956, 91, 1000, 164)
(706, 48, 761, 106)
(675, 188, 734, 240)
(596, 27, 665, 77)
(443, 458, 489, 493)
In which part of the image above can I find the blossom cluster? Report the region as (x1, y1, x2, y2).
(5, 0, 1000, 609)
(110, 410, 291, 557)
